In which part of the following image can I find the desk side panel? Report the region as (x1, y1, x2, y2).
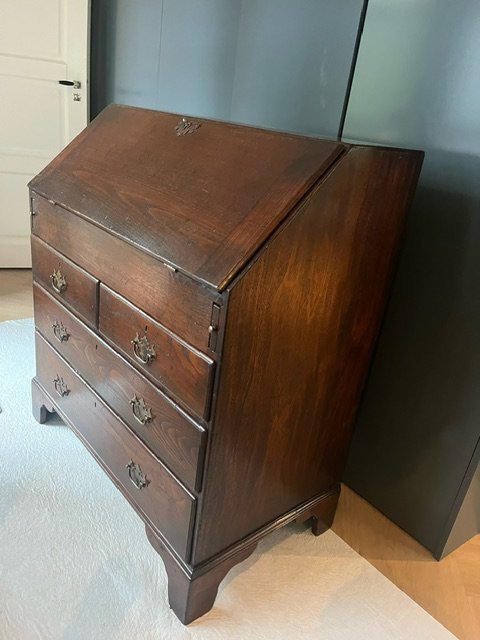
(192, 145, 423, 564)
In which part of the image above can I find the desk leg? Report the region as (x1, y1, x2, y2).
(146, 525, 257, 625)
(31, 377, 56, 424)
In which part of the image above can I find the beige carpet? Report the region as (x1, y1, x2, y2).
(0, 318, 457, 639)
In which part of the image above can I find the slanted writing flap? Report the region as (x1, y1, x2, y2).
(30, 105, 344, 290)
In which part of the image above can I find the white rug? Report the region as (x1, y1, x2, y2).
(0, 318, 457, 640)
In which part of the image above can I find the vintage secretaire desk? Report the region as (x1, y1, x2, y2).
(30, 105, 423, 623)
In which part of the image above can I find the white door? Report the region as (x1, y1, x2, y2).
(0, 0, 90, 267)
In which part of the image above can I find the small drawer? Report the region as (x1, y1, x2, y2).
(34, 332, 195, 561)
(31, 194, 221, 351)
(99, 285, 214, 421)
(31, 235, 97, 327)
(33, 282, 205, 492)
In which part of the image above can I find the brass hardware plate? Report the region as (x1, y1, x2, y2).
(131, 332, 156, 365)
(52, 320, 69, 343)
(53, 375, 70, 397)
(208, 303, 221, 351)
(130, 394, 153, 425)
(51, 268, 67, 294)
(126, 460, 149, 490)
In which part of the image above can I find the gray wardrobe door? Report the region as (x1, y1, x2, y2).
(90, 0, 364, 138)
(343, 0, 480, 557)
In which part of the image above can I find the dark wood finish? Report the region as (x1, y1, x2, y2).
(31, 195, 219, 350)
(193, 146, 423, 563)
(295, 485, 341, 536)
(99, 285, 214, 420)
(31, 235, 97, 327)
(144, 487, 338, 622)
(145, 525, 257, 625)
(192, 488, 344, 565)
(34, 333, 195, 560)
(33, 283, 205, 491)
(29, 104, 344, 290)
(30, 106, 422, 623)
(31, 377, 56, 424)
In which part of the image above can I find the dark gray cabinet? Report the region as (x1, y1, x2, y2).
(343, 0, 480, 558)
(90, 0, 364, 138)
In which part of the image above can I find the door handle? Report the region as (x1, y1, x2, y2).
(58, 80, 81, 89)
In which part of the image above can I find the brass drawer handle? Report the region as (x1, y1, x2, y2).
(52, 320, 69, 343)
(130, 394, 153, 425)
(126, 460, 149, 490)
(131, 332, 156, 365)
(53, 375, 70, 397)
(50, 267, 67, 294)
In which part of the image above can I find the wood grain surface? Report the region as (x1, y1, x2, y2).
(99, 285, 214, 421)
(31, 235, 97, 327)
(334, 485, 480, 640)
(26, 105, 430, 624)
(0, 269, 33, 321)
(5, 135, 478, 630)
(29, 105, 344, 289)
(3, 251, 468, 635)
(193, 146, 423, 563)
(34, 332, 196, 561)
(31, 195, 219, 350)
(33, 282, 205, 492)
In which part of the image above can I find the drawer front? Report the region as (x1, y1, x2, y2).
(34, 283, 205, 491)
(31, 194, 220, 351)
(99, 285, 214, 421)
(31, 235, 97, 326)
(34, 332, 195, 561)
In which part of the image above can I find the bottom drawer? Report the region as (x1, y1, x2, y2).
(34, 332, 195, 561)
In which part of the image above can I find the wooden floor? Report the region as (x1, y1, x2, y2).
(2, 268, 479, 639)
(334, 486, 479, 640)
(0, 268, 33, 322)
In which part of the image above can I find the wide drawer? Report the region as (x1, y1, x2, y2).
(31, 235, 97, 327)
(31, 194, 220, 351)
(33, 282, 205, 491)
(34, 332, 195, 561)
(99, 284, 214, 421)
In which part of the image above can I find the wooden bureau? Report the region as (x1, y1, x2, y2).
(30, 105, 423, 623)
